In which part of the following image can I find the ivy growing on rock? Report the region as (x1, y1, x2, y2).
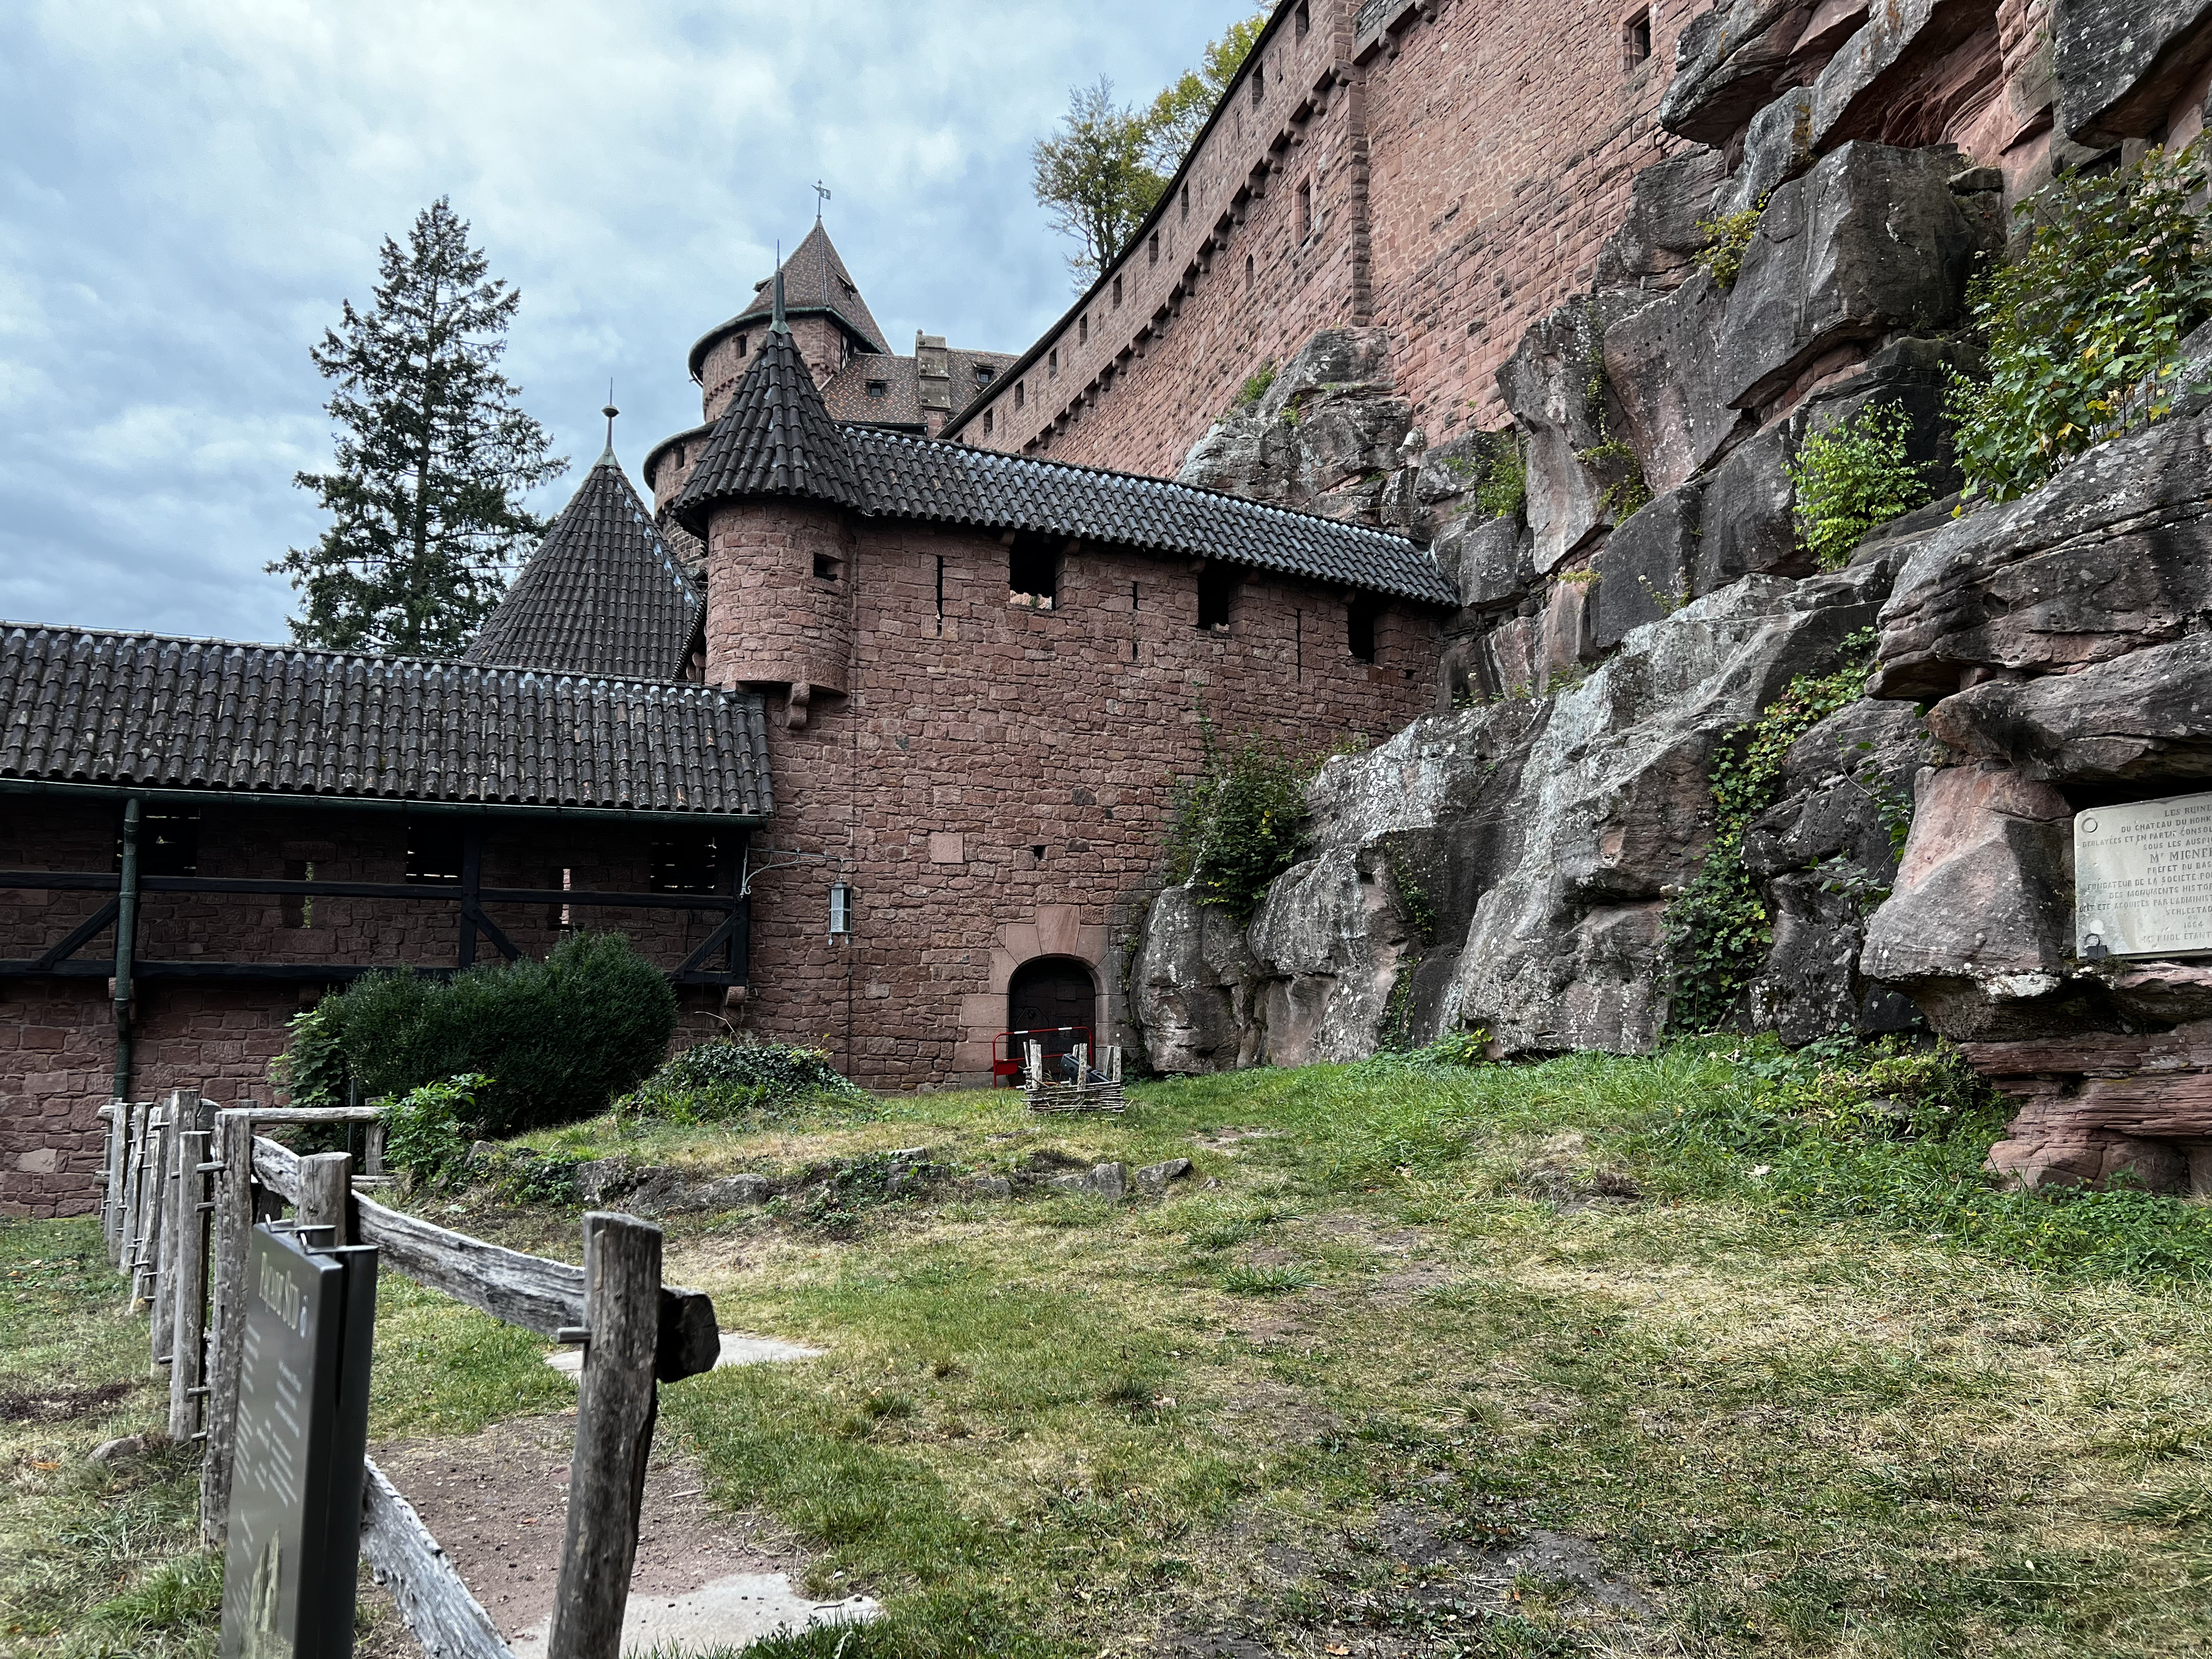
(1948, 141, 2212, 502)
(1785, 400, 1936, 570)
(1662, 632, 1879, 1032)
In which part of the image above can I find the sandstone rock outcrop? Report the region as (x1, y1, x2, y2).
(2053, 0, 2212, 146)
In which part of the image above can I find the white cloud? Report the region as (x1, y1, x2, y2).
(0, 0, 1260, 640)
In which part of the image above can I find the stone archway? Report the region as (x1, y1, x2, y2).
(952, 904, 1107, 1083)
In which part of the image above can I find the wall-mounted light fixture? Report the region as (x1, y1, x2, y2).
(829, 883, 852, 936)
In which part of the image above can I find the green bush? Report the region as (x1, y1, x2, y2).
(1165, 726, 1328, 921)
(618, 1040, 869, 1126)
(1697, 196, 1766, 290)
(382, 1073, 487, 1189)
(294, 931, 676, 1134)
(1474, 435, 1527, 519)
(269, 1001, 348, 1109)
(1233, 361, 1276, 411)
(1949, 141, 2212, 502)
(1786, 400, 1936, 570)
(1663, 635, 1877, 1032)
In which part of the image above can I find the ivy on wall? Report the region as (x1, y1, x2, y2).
(1662, 631, 1879, 1032)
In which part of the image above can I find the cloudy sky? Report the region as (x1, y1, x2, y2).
(0, 1, 1254, 644)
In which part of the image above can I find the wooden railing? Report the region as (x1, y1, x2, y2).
(100, 1090, 720, 1659)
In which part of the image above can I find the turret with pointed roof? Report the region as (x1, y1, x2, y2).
(675, 280, 867, 536)
(465, 406, 705, 681)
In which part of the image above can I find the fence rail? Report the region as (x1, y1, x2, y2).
(99, 1089, 719, 1659)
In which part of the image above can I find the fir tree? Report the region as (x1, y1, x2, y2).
(273, 199, 566, 655)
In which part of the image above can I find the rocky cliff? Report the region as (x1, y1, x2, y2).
(1133, 0, 2212, 1199)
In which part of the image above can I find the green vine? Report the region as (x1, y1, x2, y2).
(1475, 436, 1527, 519)
(1662, 630, 1880, 1032)
(1786, 401, 1936, 570)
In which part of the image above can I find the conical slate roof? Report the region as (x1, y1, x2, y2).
(466, 439, 703, 681)
(674, 322, 869, 534)
(686, 223, 889, 377)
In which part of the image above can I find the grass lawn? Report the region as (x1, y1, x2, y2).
(6, 1042, 2211, 1657)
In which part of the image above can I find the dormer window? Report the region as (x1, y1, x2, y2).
(974, 364, 993, 384)
(867, 379, 889, 399)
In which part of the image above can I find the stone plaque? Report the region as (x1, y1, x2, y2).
(220, 1225, 377, 1659)
(2075, 790, 2212, 959)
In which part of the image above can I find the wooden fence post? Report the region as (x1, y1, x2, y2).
(200, 1108, 255, 1546)
(117, 1102, 148, 1293)
(98, 1104, 123, 1260)
(151, 1089, 197, 1363)
(297, 1151, 353, 1248)
(547, 1213, 662, 1659)
(167, 1126, 213, 1442)
(131, 1103, 169, 1312)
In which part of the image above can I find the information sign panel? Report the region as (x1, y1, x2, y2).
(2075, 790, 2212, 959)
(220, 1225, 377, 1659)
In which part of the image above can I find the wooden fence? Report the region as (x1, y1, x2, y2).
(100, 1090, 721, 1659)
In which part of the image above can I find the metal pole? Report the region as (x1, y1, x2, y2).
(111, 797, 142, 1102)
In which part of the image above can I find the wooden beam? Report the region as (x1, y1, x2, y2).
(361, 1459, 515, 1659)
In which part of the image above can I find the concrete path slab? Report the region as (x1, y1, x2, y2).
(507, 1574, 878, 1658)
(546, 1331, 825, 1377)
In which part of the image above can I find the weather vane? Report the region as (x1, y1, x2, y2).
(813, 180, 832, 222)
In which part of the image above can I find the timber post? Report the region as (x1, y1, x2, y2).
(168, 1126, 212, 1440)
(200, 1108, 255, 1545)
(297, 1151, 353, 1248)
(547, 1212, 663, 1659)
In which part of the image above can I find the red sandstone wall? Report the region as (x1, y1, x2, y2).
(0, 802, 736, 1217)
(710, 503, 1437, 1090)
(961, 0, 1692, 473)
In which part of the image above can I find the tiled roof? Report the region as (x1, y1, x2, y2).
(688, 225, 889, 375)
(674, 325, 869, 530)
(825, 356, 924, 428)
(0, 624, 773, 818)
(465, 445, 702, 681)
(844, 434, 1457, 605)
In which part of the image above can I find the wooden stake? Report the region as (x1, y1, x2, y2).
(200, 1109, 255, 1546)
(150, 1091, 196, 1361)
(168, 1128, 211, 1441)
(117, 1102, 148, 1295)
(548, 1213, 662, 1659)
(98, 1104, 124, 1260)
(297, 1151, 353, 1248)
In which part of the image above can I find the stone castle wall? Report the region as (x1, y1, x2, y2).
(704, 499, 1438, 1090)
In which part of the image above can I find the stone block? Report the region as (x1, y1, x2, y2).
(1719, 87, 1816, 218)
(1595, 147, 1731, 288)
(1693, 421, 1805, 594)
(1720, 143, 1977, 416)
(1806, 0, 2001, 152)
(1657, 0, 1816, 147)
(1432, 513, 1535, 613)
(1928, 632, 2212, 784)
(1135, 1157, 1193, 1197)
(1537, 578, 1598, 685)
(2054, 0, 2212, 145)
(1593, 485, 1702, 650)
(1603, 272, 1747, 497)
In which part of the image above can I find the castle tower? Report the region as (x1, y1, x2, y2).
(672, 280, 864, 728)
(686, 224, 890, 419)
(465, 406, 705, 681)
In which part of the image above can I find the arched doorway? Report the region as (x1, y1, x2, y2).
(1006, 957, 1096, 1080)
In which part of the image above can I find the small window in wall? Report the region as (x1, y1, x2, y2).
(1252, 60, 1265, 103)
(1196, 564, 1238, 630)
(1296, 1, 1311, 36)
(1180, 184, 1191, 222)
(1048, 347, 1058, 378)
(282, 859, 314, 929)
(1348, 596, 1381, 664)
(1112, 274, 1123, 307)
(1245, 253, 1255, 290)
(1149, 232, 1160, 266)
(1078, 314, 1088, 345)
(1015, 380, 1026, 410)
(673, 442, 687, 469)
(1298, 179, 1313, 241)
(813, 550, 842, 582)
(734, 334, 748, 359)
(651, 832, 719, 895)
(984, 409, 995, 435)
(406, 821, 466, 885)
(1622, 8, 1653, 69)
(548, 867, 572, 929)
(118, 805, 200, 878)
(1009, 533, 1059, 609)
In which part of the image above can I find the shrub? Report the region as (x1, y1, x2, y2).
(1697, 196, 1767, 290)
(269, 1002, 348, 1109)
(1165, 726, 1329, 920)
(1786, 400, 1936, 570)
(1949, 141, 2212, 503)
(1233, 361, 1277, 411)
(295, 931, 676, 1134)
(618, 1040, 869, 1126)
(1475, 435, 1527, 519)
(1662, 634, 1878, 1032)
(382, 1073, 488, 1190)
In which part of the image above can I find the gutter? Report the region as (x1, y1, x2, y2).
(0, 777, 770, 828)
